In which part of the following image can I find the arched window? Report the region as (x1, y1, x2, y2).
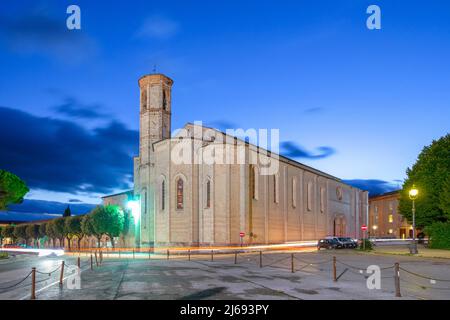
(320, 187, 326, 213)
(176, 178, 184, 209)
(162, 90, 167, 110)
(307, 181, 313, 211)
(292, 177, 297, 208)
(250, 165, 258, 200)
(206, 179, 211, 208)
(273, 174, 279, 204)
(161, 180, 165, 211)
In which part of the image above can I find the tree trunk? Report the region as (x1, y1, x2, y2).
(66, 237, 71, 251)
(108, 234, 115, 249)
(97, 236, 101, 248)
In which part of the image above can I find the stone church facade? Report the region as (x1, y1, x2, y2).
(105, 73, 369, 248)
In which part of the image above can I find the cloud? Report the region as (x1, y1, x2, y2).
(52, 96, 106, 119)
(342, 179, 400, 196)
(136, 15, 179, 39)
(68, 199, 82, 203)
(303, 107, 324, 114)
(0, 12, 97, 64)
(280, 141, 336, 160)
(0, 106, 138, 195)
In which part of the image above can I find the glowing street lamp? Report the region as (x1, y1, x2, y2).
(409, 185, 419, 254)
(127, 200, 140, 224)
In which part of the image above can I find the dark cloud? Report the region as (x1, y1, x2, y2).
(342, 179, 400, 196)
(68, 199, 82, 203)
(52, 97, 105, 119)
(280, 141, 336, 160)
(303, 107, 324, 114)
(0, 106, 138, 194)
(0, 12, 97, 63)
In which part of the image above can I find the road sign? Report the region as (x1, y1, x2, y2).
(239, 232, 245, 238)
(361, 225, 368, 231)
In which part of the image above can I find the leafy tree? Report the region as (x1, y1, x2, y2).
(0, 170, 29, 210)
(63, 205, 72, 217)
(46, 222, 58, 248)
(81, 214, 100, 247)
(2, 225, 16, 243)
(39, 223, 48, 247)
(52, 218, 66, 248)
(25, 224, 40, 247)
(90, 205, 124, 248)
(399, 134, 450, 227)
(65, 215, 84, 251)
(13, 224, 29, 245)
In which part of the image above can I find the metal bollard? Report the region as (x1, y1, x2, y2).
(31, 267, 36, 300)
(90, 254, 93, 270)
(234, 252, 238, 264)
(133, 249, 135, 259)
(59, 261, 65, 286)
(291, 253, 294, 273)
(394, 262, 401, 297)
(119, 250, 121, 259)
(167, 249, 170, 260)
(211, 250, 214, 262)
(77, 257, 81, 268)
(259, 251, 263, 268)
(333, 256, 337, 281)
(188, 249, 191, 261)
(94, 251, 99, 267)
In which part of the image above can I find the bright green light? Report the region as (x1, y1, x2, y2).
(127, 200, 140, 224)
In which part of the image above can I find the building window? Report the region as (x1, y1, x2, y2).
(320, 187, 326, 213)
(141, 88, 147, 110)
(163, 89, 167, 110)
(388, 229, 393, 234)
(161, 180, 165, 211)
(292, 177, 297, 208)
(176, 178, 184, 209)
(307, 181, 313, 211)
(250, 165, 258, 200)
(206, 179, 211, 209)
(388, 214, 393, 223)
(273, 174, 279, 204)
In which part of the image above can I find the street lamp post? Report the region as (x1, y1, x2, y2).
(409, 185, 419, 254)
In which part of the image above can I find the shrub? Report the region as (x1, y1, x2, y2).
(0, 252, 8, 260)
(425, 222, 450, 249)
(359, 239, 373, 251)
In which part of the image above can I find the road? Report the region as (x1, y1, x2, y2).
(1, 250, 450, 300)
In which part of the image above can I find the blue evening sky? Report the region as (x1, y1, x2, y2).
(0, 0, 449, 210)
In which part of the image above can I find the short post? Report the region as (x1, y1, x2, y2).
(94, 251, 98, 267)
(259, 251, 263, 268)
(77, 257, 81, 268)
(119, 250, 121, 259)
(148, 249, 151, 260)
(211, 250, 214, 262)
(333, 256, 337, 281)
(59, 261, 65, 286)
(167, 249, 170, 260)
(291, 253, 295, 273)
(394, 262, 401, 297)
(234, 252, 238, 264)
(133, 248, 135, 259)
(31, 267, 36, 300)
(100, 251, 103, 265)
(90, 254, 93, 270)
(188, 249, 191, 261)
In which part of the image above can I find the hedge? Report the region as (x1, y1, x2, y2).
(425, 222, 450, 249)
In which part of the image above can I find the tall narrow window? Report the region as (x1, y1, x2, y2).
(320, 187, 326, 213)
(206, 180, 211, 208)
(161, 180, 165, 211)
(292, 177, 297, 208)
(162, 90, 167, 110)
(141, 88, 147, 110)
(176, 178, 184, 209)
(273, 174, 279, 203)
(250, 165, 258, 200)
(307, 182, 313, 211)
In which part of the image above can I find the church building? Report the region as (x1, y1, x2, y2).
(103, 73, 369, 248)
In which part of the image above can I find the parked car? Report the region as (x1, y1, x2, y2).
(338, 237, 358, 249)
(317, 238, 343, 250)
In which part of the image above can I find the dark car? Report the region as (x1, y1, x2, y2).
(317, 238, 343, 250)
(338, 237, 358, 249)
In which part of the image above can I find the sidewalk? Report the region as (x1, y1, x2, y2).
(368, 245, 450, 259)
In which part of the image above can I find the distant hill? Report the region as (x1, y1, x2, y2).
(0, 199, 97, 222)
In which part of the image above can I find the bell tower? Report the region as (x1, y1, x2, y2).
(135, 73, 173, 248)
